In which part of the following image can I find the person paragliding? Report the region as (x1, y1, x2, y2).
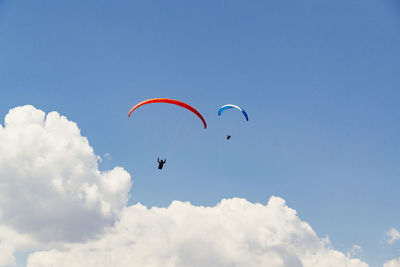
(128, 98, 207, 171)
(158, 158, 166, 170)
(218, 104, 248, 140)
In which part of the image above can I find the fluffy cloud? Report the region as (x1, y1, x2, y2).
(0, 224, 38, 266)
(384, 228, 400, 267)
(347, 245, 362, 258)
(384, 258, 400, 267)
(0, 106, 369, 267)
(0, 105, 132, 244)
(27, 197, 368, 267)
(387, 228, 400, 245)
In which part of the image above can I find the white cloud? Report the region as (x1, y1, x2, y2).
(0, 105, 369, 267)
(387, 228, 400, 245)
(384, 228, 400, 267)
(0, 241, 15, 267)
(347, 244, 362, 258)
(384, 257, 400, 267)
(27, 196, 368, 267)
(0, 224, 39, 266)
(0, 105, 132, 244)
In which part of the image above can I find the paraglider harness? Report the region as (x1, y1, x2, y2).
(158, 158, 166, 170)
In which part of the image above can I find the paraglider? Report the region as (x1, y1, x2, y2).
(158, 158, 166, 170)
(129, 98, 207, 171)
(218, 104, 248, 139)
(129, 98, 207, 129)
(218, 104, 249, 121)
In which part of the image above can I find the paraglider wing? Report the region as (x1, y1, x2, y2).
(218, 104, 249, 121)
(128, 98, 207, 129)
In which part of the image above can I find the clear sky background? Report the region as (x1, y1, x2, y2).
(1, 0, 400, 266)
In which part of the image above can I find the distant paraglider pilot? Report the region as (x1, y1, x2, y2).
(158, 158, 166, 170)
(227, 135, 231, 140)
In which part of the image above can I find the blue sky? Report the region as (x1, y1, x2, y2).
(1, 0, 400, 265)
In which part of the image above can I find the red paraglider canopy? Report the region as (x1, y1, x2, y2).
(128, 98, 207, 129)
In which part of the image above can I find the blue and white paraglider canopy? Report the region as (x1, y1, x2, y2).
(218, 104, 249, 121)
